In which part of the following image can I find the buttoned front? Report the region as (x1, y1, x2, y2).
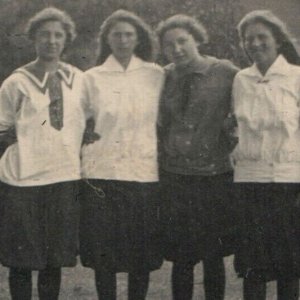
(81, 55, 164, 182)
(233, 55, 300, 182)
(158, 56, 238, 175)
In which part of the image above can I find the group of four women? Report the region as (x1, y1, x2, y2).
(0, 5, 299, 300)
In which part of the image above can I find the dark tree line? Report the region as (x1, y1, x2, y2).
(0, 0, 247, 82)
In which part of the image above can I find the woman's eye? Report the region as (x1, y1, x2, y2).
(113, 33, 121, 38)
(163, 43, 172, 49)
(178, 38, 187, 44)
(37, 31, 48, 38)
(55, 33, 64, 39)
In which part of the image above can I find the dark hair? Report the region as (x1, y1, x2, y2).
(97, 9, 155, 64)
(26, 7, 76, 49)
(238, 10, 300, 65)
(156, 14, 208, 46)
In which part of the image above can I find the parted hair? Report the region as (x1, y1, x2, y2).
(238, 10, 300, 65)
(97, 9, 155, 64)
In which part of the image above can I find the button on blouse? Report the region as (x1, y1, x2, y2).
(233, 55, 300, 182)
(159, 56, 239, 176)
(81, 55, 165, 182)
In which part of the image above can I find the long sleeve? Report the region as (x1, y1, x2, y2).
(80, 73, 94, 121)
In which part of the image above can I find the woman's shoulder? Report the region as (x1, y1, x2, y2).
(163, 63, 175, 73)
(233, 65, 255, 81)
(211, 57, 240, 77)
(1, 66, 30, 90)
(141, 61, 164, 73)
(0, 69, 30, 101)
(161, 63, 177, 82)
(59, 62, 82, 73)
(83, 64, 112, 77)
(81, 65, 114, 90)
(137, 60, 165, 81)
(288, 62, 300, 75)
(81, 66, 104, 84)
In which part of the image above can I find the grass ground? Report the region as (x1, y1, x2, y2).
(0, 256, 278, 299)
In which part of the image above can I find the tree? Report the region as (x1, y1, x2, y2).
(0, 0, 245, 82)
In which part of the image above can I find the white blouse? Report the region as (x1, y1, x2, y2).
(232, 55, 300, 182)
(0, 63, 86, 186)
(81, 55, 164, 182)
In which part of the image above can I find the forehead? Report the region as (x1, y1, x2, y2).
(163, 27, 192, 42)
(244, 22, 273, 37)
(36, 20, 65, 32)
(109, 21, 137, 33)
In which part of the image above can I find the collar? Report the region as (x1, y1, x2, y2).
(14, 61, 75, 93)
(101, 54, 145, 72)
(244, 55, 291, 79)
(172, 56, 218, 78)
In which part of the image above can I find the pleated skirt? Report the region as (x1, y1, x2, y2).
(0, 180, 79, 270)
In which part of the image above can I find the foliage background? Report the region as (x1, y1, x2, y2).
(0, 0, 299, 83)
(0, 1, 298, 298)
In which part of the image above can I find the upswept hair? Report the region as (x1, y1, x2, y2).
(26, 7, 76, 47)
(156, 14, 208, 46)
(97, 9, 155, 64)
(238, 10, 300, 65)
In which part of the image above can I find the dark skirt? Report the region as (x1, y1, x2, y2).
(0, 181, 79, 270)
(160, 171, 241, 264)
(79, 179, 163, 272)
(234, 183, 300, 282)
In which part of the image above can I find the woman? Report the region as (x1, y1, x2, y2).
(0, 7, 85, 300)
(232, 10, 300, 300)
(157, 15, 239, 300)
(79, 10, 164, 300)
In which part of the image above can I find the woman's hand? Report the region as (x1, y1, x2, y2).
(0, 127, 17, 146)
(83, 130, 101, 145)
(0, 127, 17, 156)
(82, 118, 101, 145)
(223, 113, 238, 151)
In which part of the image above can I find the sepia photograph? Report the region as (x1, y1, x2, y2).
(0, 0, 299, 299)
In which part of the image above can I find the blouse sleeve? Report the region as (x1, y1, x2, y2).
(221, 67, 240, 151)
(232, 72, 242, 113)
(80, 73, 94, 120)
(0, 75, 23, 131)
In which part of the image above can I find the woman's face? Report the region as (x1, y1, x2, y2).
(107, 21, 138, 62)
(244, 22, 279, 68)
(34, 20, 67, 61)
(162, 27, 200, 67)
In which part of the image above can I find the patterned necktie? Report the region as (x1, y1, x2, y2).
(48, 72, 64, 130)
(180, 73, 194, 114)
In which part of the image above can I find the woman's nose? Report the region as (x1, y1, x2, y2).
(173, 43, 182, 53)
(251, 37, 262, 47)
(119, 34, 129, 43)
(49, 33, 56, 43)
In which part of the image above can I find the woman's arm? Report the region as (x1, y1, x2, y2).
(0, 76, 22, 146)
(80, 72, 101, 145)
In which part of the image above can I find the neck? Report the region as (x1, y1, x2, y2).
(176, 55, 206, 75)
(35, 57, 60, 73)
(115, 55, 132, 70)
(256, 56, 278, 76)
(256, 63, 271, 76)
